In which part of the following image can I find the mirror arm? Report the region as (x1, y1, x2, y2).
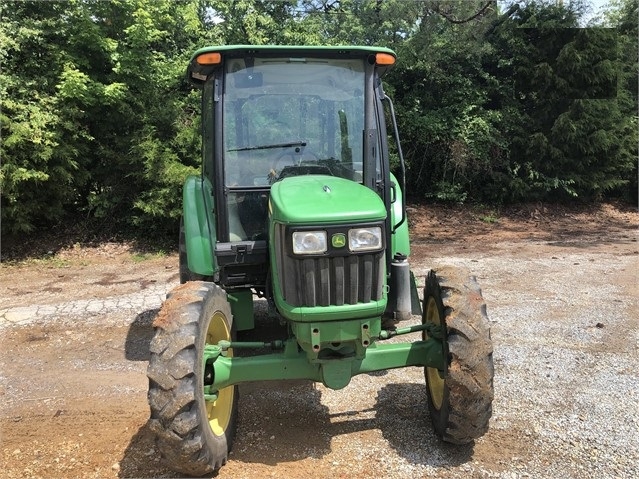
(383, 96, 406, 233)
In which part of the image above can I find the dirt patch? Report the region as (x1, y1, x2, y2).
(0, 242, 178, 310)
(409, 201, 638, 244)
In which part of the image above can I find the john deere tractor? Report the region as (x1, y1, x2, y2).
(147, 45, 494, 476)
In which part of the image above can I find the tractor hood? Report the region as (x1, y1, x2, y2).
(269, 175, 386, 225)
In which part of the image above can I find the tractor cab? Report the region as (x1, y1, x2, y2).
(183, 46, 408, 299)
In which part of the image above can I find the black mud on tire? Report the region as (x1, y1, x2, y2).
(147, 281, 238, 476)
(423, 268, 494, 445)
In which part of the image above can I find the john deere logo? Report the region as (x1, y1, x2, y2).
(332, 233, 346, 248)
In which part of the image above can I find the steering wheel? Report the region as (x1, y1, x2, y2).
(272, 148, 321, 176)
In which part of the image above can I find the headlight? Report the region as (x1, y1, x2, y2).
(292, 231, 327, 255)
(348, 227, 382, 252)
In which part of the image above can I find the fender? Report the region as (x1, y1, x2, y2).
(390, 172, 410, 258)
(183, 175, 217, 276)
(389, 172, 421, 316)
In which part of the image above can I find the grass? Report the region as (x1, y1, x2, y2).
(480, 212, 499, 224)
(131, 251, 167, 263)
(7, 255, 73, 269)
(470, 204, 501, 224)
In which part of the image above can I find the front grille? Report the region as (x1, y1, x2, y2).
(275, 225, 385, 307)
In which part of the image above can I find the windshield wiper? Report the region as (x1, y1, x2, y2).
(229, 141, 307, 152)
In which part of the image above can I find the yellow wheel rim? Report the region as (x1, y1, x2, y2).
(205, 311, 234, 437)
(425, 297, 445, 410)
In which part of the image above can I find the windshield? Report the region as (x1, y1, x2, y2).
(223, 57, 365, 187)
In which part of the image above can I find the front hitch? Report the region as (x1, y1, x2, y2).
(201, 334, 446, 392)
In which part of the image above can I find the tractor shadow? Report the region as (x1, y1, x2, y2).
(119, 308, 179, 478)
(373, 383, 474, 467)
(227, 381, 473, 469)
(118, 421, 180, 478)
(124, 308, 159, 362)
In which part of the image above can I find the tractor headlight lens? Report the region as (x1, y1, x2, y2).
(348, 227, 383, 252)
(292, 231, 327, 255)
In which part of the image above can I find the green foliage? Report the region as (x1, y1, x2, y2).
(1, 0, 206, 235)
(1, 1, 90, 233)
(131, 126, 199, 229)
(491, 0, 637, 201)
(2, 0, 637, 239)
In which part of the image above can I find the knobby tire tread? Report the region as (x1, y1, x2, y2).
(425, 268, 494, 445)
(147, 282, 237, 476)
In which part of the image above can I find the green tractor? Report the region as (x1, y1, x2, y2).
(147, 45, 494, 476)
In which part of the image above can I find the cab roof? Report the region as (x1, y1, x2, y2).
(187, 44, 397, 86)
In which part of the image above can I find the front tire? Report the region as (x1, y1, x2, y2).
(147, 282, 238, 476)
(423, 268, 494, 444)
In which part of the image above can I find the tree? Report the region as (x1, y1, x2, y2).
(385, 1, 506, 201)
(1, 0, 209, 235)
(1, 1, 91, 233)
(491, 0, 636, 200)
(601, 0, 638, 201)
(2, 0, 636, 239)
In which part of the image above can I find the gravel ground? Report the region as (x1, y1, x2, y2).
(1, 204, 637, 478)
(410, 242, 638, 479)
